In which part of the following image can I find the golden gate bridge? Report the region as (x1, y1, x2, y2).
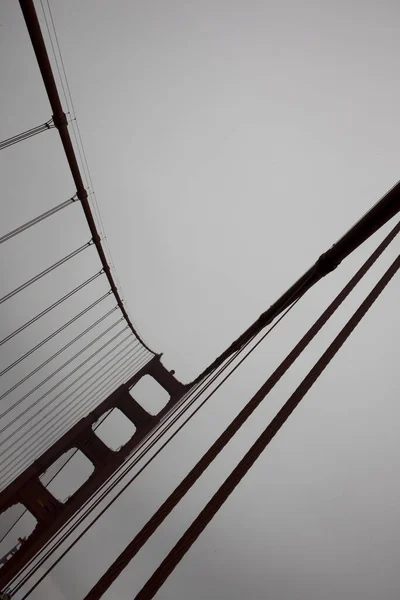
(1, 1, 399, 598)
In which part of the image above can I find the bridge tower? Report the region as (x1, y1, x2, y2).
(0, 356, 189, 589)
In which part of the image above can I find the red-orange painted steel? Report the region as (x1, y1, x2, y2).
(0, 357, 187, 589)
(18, 0, 155, 355)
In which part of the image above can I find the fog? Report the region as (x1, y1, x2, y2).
(1, 0, 400, 598)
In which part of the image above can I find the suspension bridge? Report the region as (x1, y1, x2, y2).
(1, 1, 400, 598)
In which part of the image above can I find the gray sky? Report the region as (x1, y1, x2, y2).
(1, 0, 400, 598)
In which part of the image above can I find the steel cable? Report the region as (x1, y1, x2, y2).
(0, 408, 115, 547)
(12, 296, 302, 596)
(2, 350, 149, 480)
(81, 221, 400, 600)
(0, 306, 119, 402)
(0, 271, 104, 348)
(0, 292, 112, 377)
(0, 357, 149, 490)
(0, 319, 125, 429)
(0, 328, 130, 460)
(133, 251, 400, 600)
(0, 119, 53, 151)
(0, 242, 92, 305)
(0, 336, 138, 480)
(0, 197, 75, 245)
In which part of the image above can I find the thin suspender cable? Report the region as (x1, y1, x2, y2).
(0, 197, 75, 244)
(25, 0, 400, 374)
(0, 119, 53, 151)
(133, 252, 400, 600)
(0, 328, 130, 458)
(11, 338, 273, 595)
(5, 359, 155, 594)
(5, 283, 304, 592)
(2, 384, 138, 496)
(10, 349, 253, 594)
(9, 370, 234, 594)
(0, 334, 135, 480)
(38, 0, 92, 226)
(47, 409, 115, 483)
(16, 346, 264, 590)
(19, 279, 359, 596)
(35, 354, 150, 447)
(7, 218, 395, 589)
(9, 357, 244, 594)
(38, 0, 71, 121)
(42, 0, 128, 283)
(0, 291, 112, 377)
(7, 351, 149, 471)
(0, 241, 92, 305)
(0, 409, 115, 547)
(28, 356, 152, 459)
(0, 306, 119, 402)
(2, 358, 150, 487)
(0, 375, 135, 491)
(0, 319, 124, 428)
(0, 271, 103, 347)
(10, 232, 366, 592)
(0, 514, 25, 550)
(7, 345, 145, 461)
(82, 220, 400, 600)
(19, 0, 157, 356)
(8, 340, 141, 463)
(0, 332, 133, 474)
(14, 297, 302, 597)
(10, 24, 400, 596)
(2, 354, 149, 489)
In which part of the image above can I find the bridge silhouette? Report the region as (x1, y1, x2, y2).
(1, 1, 400, 598)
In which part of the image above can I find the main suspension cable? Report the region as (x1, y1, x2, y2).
(81, 220, 400, 600)
(12, 219, 400, 597)
(13, 294, 303, 597)
(133, 250, 400, 600)
(0, 197, 75, 244)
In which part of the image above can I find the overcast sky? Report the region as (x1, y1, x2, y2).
(1, 0, 400, 598)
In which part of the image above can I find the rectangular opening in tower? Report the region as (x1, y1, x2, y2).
(130, 375, 170, 415)
(92, 408, 136, 451)
(39, 449, 94, 503)
(0, 504, 37, 566)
